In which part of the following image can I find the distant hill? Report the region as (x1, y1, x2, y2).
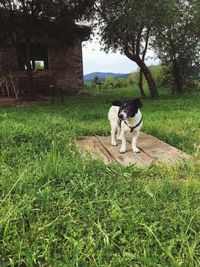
(84, 72, 129, 81)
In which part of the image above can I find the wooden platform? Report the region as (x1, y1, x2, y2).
(75, 133, 191, 167)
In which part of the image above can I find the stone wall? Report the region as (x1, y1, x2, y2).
(0, 45, 18, 72)
(0, 39, 84, 96)
(49, 40, 84, 94)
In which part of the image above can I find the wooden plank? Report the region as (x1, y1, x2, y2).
(95, 135, 153, 167)
(75, 136, 116, 164)
(75, 133, 191, 167)
(137, 132, 190, 164)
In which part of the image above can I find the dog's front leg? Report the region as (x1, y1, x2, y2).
(117, 126, 122, 141)
(132, 131, 140, 153)
(111, 124, 117, 146)
(119, 131, 126, 153)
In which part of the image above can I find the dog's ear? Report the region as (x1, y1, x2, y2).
(112, 100, 123, 106)
(133, 98, 143, 108)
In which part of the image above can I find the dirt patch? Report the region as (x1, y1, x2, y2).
(0, 97, 50, 107)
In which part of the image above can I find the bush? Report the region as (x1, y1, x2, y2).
(103, 76, 116, 89)
(115, 77, 128, 88)
(104, 76, 128, 89)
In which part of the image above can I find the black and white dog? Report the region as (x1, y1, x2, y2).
(108, 98, 143, 153)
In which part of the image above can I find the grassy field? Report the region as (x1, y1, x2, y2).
(0, 86, 200, 266)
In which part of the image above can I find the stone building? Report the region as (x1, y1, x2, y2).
(0, 25, 90, 98)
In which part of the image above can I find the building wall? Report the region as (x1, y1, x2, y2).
(49, 40, 84, 94)
(0, 45, 18, 72)
(0, 39, 84, 96)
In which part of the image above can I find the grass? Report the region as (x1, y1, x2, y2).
(0, 86, 200, 266)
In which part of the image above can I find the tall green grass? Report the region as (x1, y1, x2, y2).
(0, 87, 200, 266)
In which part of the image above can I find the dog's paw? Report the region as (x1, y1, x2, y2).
(119, 147, 126, 154)
(133, 147, 140, 153)
(111, 141, 117, 146)
(117, 137, 122, 141)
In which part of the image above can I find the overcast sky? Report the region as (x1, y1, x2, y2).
(82, 39, 160, 75)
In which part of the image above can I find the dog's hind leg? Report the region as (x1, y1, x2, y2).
(110, 122, 118, 146)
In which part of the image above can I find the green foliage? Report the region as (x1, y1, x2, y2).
(0, 88, 200, 265)
(129, 64, 170, 89)
(128, 73, 134, 85)
(34, 61, 44, 70)
(96, 0, 172, 97)
(96, 0, 200, 95)
(115, 77, 128, 88)
(103, 76, 115, 88)
(93, 76, 100, 84)
(149, 65, 170, 88)
(91, 76, 100, 89)
(97, 0, 172, 55)
(128, 71, 139, 85)
(153, 0, 200, 93)
(103, 76, 128, 89)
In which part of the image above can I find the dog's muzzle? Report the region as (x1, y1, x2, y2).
(118, 111, 127, 120)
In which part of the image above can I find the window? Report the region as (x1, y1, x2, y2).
(18, 43, 49, 71)
(35, 61, 45, 70)
(24, 60, 45, 70)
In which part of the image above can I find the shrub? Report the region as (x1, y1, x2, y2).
(103, 76, 116, 88)
(115, 77, 128, 88)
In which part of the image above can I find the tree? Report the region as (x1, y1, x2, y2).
(93, 75, 100, 84)
(0, 0, 94, 98)
(153, 0, 200, 94)
(115, 77, 128, 88)
(95, 0, 175, 98)
(104, 76, 115, 88)
(92, 75, 100, 89)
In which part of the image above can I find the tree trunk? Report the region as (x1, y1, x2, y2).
(137, 58, 158, 99)
(172, 60, 183, 94)
(138, 69, 146, 98)
(124, 48, 158, 99)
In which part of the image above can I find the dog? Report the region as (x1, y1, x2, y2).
(108, 98, 143, 153)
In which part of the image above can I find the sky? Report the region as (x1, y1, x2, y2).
(82, 39, 160, 75)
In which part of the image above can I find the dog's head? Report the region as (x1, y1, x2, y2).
(112, 98, 143, 120)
